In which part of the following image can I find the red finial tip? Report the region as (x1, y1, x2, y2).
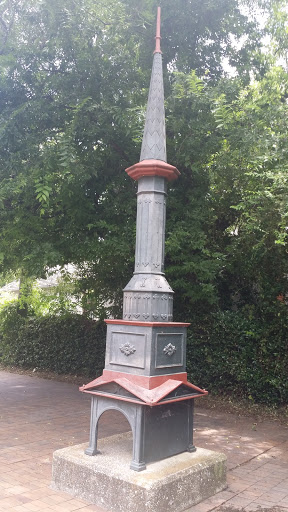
(154, 6, 162, 54)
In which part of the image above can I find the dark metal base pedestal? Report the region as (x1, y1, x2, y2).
(85, 394, 195, 471)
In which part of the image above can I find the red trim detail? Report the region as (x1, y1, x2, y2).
(125, 159, 180, 182)
(101, 370, 188, 390)
(105, 319, 190, 327)
(81, 389, 207, 406)
(80, 370, 208, 407)
(154, 7, 162, 54)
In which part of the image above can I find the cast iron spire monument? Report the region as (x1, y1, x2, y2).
(52, 10, 227, 510)
(80, 7, 207, 471)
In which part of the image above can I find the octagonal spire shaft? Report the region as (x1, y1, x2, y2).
(124, 8, 178, 323)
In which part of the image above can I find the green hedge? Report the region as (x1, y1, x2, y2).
(1, 302, 287, 405)
(187, 307, 288, 405)
(0, 305, 106, 377)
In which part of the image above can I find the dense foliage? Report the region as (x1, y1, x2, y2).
(0, 0, 266, 295)
(187, 306, 288, 405)
(0, 0, 288, 404)
(0, 303, 106, 376)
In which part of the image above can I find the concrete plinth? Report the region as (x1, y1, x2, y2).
(52, 432, 227, 512)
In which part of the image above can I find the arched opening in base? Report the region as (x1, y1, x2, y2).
(97, 408, 131, 439)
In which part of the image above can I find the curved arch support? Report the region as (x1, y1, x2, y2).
(84, 396, 146, 472)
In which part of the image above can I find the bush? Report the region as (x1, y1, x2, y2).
(0, 304, 106, 377)
(187, 305, 288, 406)
(1, 296, 287, 406)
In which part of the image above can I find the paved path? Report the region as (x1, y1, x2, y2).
(0, 370, 287, 512)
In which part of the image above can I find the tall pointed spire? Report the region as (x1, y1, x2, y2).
(140, 7, 166, 162)
(77, 8, 208, 481)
